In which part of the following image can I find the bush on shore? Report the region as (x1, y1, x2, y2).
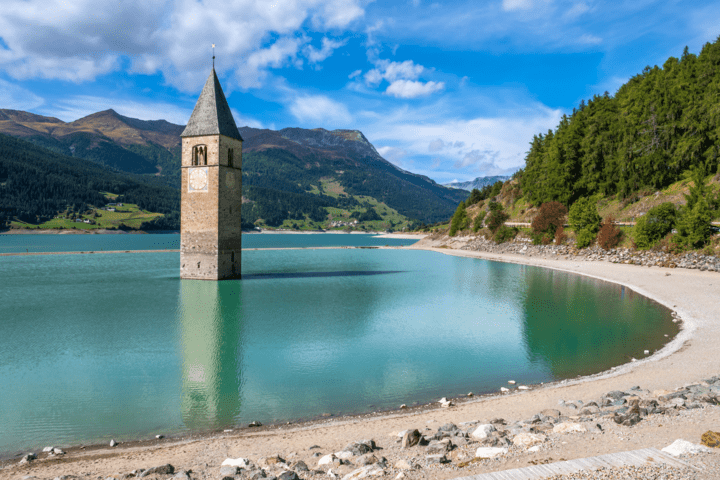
(634, 202, 677, 249)
(531, 201, 567, 245)
(597, 216, 623, 250)
(569, 197, 601, 248)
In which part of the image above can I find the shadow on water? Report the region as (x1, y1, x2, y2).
(519, 268, 679, 379)
(178, 280, 244, 431)
(241, 270, 404, 280)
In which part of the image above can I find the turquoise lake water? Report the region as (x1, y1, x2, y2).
(0, 234, 678, 455)
(0, 232, 417, 253)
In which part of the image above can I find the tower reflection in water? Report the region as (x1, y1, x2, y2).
(179, 280, 244, 430)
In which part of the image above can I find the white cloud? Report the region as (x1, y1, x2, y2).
(304, 37, 347, 64)
(238, 37, 304, 89)
(289, 94, 352, 126)
(455, 149, 501, 170)
(0, 79, 44, 110)
(428, 139, 446, 152)
(565, 2, 590, 18)
(0, 0, 366, 88)
(231, 109, 265, 129)
(385, 79, 445, 98)
(376, 146, 408, 167)
(364, 59, 424, 86)
(381, 60, 424, 82)
(364, 68, 385, 87)
(360, 58, 444, 98)
(348, 69, 362, 79)
(358, 95, 563, 182)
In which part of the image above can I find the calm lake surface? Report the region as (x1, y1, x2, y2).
(0, 232, 417, 253)
(0, 234, 678, 455)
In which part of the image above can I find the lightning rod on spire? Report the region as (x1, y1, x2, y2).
(212, 43, 216, 69)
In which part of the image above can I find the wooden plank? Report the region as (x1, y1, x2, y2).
(453, 448, 692, 480)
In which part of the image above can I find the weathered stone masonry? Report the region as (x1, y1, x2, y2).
(180, 69, 243, 280)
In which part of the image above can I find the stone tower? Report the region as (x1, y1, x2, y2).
(180, 68, 243, 280)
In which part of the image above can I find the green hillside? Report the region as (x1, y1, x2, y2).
(520, 38, 720, 206)
(0, 110, 468, 229)
(438, 38, 720, 252)
(0, 134, 179, 230)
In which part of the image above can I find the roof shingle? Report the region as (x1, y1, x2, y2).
(181, 69, 243, 141)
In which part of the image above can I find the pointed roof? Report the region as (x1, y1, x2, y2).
(181, 69, 243, 141)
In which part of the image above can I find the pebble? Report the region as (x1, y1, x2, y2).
(453, 235, 720, 274)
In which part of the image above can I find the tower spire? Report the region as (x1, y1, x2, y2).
(212, 44, 215, 69)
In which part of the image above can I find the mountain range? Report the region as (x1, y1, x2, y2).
(443, 175, 511, 191)
(0, 108, 468, 227)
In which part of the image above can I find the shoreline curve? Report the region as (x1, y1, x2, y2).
(3, 244, 719, 479)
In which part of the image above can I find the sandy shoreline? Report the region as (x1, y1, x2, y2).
(3, 244, 720, 479)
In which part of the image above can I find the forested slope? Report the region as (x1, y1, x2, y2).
(521, 39, 720, 206)
(0, 134, 179, 228)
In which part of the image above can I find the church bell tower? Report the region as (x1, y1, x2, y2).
(180, 68, 243, 280)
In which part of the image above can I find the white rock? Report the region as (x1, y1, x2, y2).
(342, 466, 385, 480)
(471, 424, 496, 439)
(396, 430, 408, 438)
(319, 454, 338, 466)
(394, 459, 413, 470)
(335, 451, 354, 460)
(528, 445, 541, 453)
(109, 439, 118, 447)
(508, 380, 516, 384)
(395, 473, 405, 480)
(52, 448, 65, 455)
(221, 457, 252, 468)
(512, 433, 546, 447)
(644, 350, 650, 355)
(518, 386, 530, 390)
(43, 446, 54, 453)
(475, 447, 508, 458)
(500, 387, 509, 393)
(327, 469, 338, 478)
(662, 439, 713, 457)
(553, 423, 587, 434)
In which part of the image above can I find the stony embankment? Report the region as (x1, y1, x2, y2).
(422, 234, 720, 272)
(13, 378, 720, 480)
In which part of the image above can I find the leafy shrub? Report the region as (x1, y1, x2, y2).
(473, 210, 486, 232)
(555, 225, 567, 245)
(575, 228, 596, 249)
(634, 202, 677, 249)
(597, 216, 623, 250)
(494, 225, 518, 243)
(486, 202, 509, 233)
(569, 197, 601, 234)
(531, 201, 567, 236)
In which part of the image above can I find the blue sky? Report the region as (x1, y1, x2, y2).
(0, 0, 718, 184)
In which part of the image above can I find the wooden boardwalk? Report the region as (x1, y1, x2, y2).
(453, 448, 692, 480)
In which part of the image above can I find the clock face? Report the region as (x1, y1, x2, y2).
(189, 168, 208, 192)
(225, 171, 235, 189)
